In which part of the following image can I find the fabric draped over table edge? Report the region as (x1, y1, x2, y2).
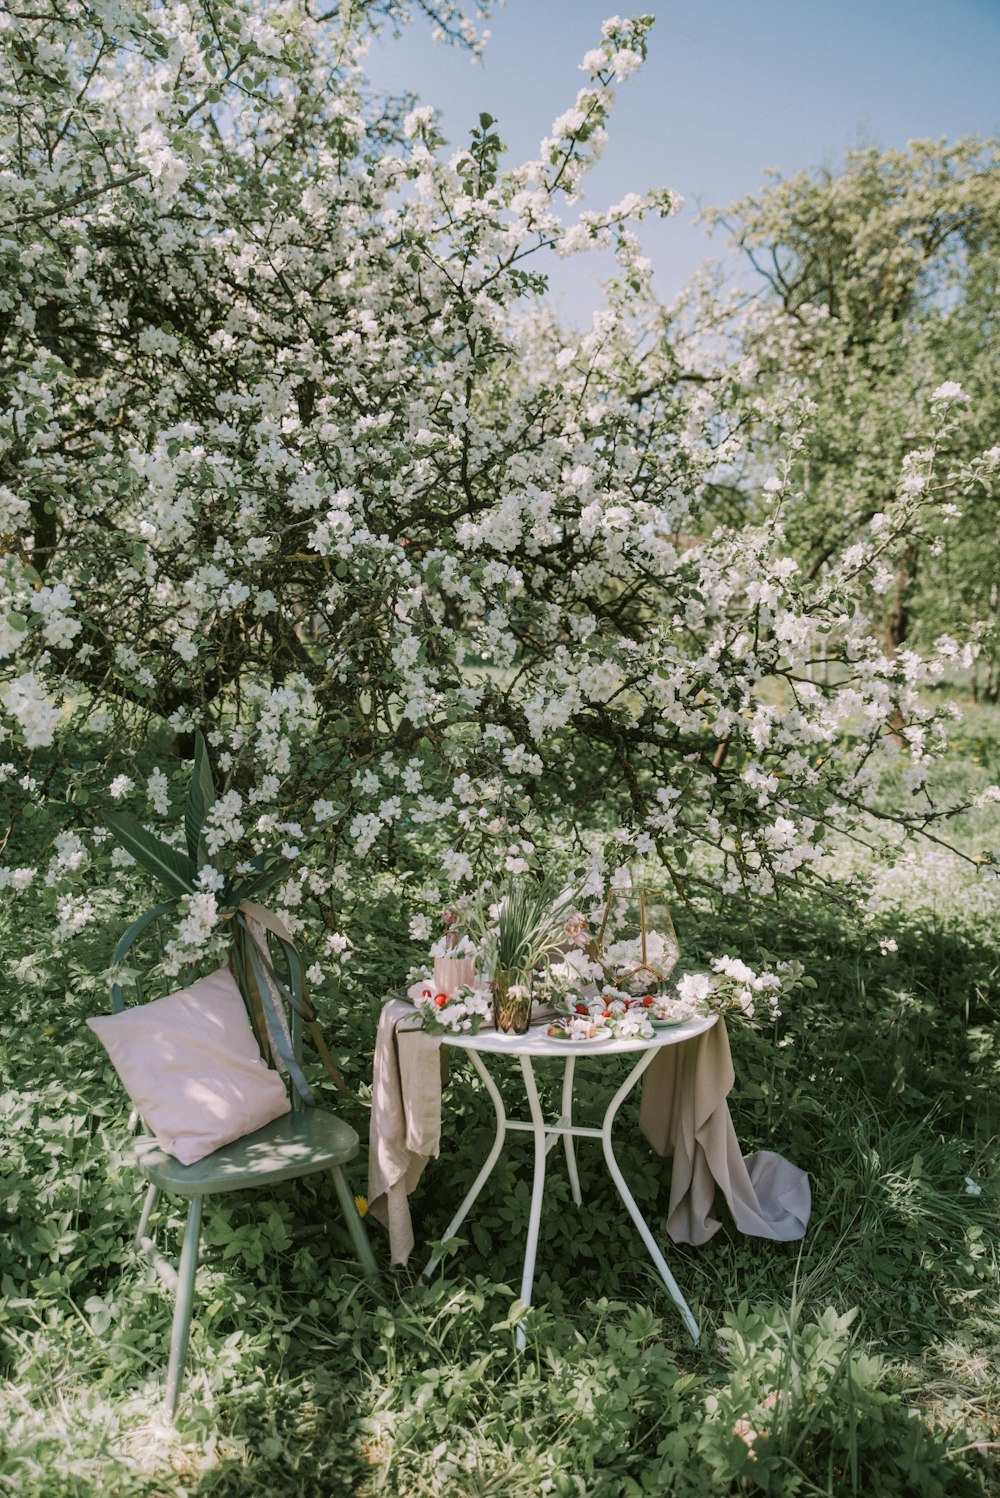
(367, 998, 444, 1266)
(638, 1019, 810, 1244)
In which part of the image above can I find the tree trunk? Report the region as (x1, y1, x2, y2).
(885, 542, 919, 739)
(884, 542, 919, 659)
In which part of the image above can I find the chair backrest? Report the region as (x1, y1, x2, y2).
(110, 903, 314, 1112)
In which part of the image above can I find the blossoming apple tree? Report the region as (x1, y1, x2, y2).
(1, 2, 996, 983)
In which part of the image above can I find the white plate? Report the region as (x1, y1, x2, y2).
(545, 1025, 614, 1043)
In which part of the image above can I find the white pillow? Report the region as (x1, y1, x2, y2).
(87, 966, 291, 1165)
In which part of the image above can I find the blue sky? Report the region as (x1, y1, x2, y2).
(367, 0, 1000, 322)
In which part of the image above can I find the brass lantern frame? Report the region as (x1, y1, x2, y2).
(596, 879, 680, 991)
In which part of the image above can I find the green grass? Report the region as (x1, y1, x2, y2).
(2, 711, 1000, 1495)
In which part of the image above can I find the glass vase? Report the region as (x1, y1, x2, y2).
(491, 969, 533, 1034)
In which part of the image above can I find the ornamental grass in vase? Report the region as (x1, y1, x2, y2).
(469, 876, 573, 1035)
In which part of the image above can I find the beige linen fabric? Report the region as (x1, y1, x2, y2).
(639, 1020, 810, 1245)
(367, 999, 444, 1265)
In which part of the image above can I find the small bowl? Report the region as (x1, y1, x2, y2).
(648, 1000, 692, 1028)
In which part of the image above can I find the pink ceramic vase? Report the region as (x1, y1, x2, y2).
(433, 954, 475, 997)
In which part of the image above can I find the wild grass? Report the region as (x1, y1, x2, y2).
(2, 709, 1000, 1495)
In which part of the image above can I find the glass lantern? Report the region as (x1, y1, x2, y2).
(596, 879, 680, 994)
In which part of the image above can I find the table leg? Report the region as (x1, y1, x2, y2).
(600, 1047, 701, 1345)
(516, 1055, 549, 1351)
(561, 1057, 582, 1207)
(421, 1048, 507, 1281)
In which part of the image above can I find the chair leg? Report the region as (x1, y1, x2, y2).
(165, 1196, 203, 1419)
(135, 1183, 161, 1249)
(330, 1165, 379, 1281)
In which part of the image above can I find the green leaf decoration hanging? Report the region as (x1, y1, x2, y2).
(224, 862, 291, 912)
(105, 813, 197, 897)
(184, 728, 216, 868)
(247, 845, 288, 873)
(222, 846, 291, 912)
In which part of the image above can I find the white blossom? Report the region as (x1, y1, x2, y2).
(929, 381, 969, 403)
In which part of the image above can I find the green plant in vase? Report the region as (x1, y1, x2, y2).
(468, 876, 574, 1034)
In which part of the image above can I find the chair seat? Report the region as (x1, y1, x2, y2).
(133, 1106, 360, 1196)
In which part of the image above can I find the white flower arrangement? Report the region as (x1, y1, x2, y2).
(674, 957, 811, 1023)
(676, 972, 714, 1005)
(549, 955, 810, 1035)
(407, 977, 492, 1034)
(600, 929, 682, 994)
(705, 956, 784, 1021)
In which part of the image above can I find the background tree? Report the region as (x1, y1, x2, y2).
(698, 139, 999, 683)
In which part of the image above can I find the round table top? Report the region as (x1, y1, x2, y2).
(436, 1009, 717, 1058)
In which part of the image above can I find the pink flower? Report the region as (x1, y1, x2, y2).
(563, 913, 591, 950)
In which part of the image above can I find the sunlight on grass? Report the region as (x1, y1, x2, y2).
(2, 706, 999, 1495)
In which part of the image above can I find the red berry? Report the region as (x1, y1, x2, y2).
(575, 1003, 588, 1015)
(641, 995, 655, 1008)
(433, 993, 449, 1007)
(602, 1009, 612, 1018)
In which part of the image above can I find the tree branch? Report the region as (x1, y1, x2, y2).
(12, 169, 149, 225)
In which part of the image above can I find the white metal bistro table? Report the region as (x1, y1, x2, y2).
(421, 1012, 718, 1349)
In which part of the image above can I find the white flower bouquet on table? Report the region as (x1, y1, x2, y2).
(406, 976, 492, 1035)
(692, 958, 783, 1022)
(548, 955, 811, 1037)
(674, 956, 812, 1024)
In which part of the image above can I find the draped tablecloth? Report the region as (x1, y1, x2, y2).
(367, 999, 444, 1266)
(639, 1019, 809, 1244)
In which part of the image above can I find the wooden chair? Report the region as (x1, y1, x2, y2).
(107, 906, 378, 1418)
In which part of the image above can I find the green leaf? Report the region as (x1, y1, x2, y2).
(105, 813, 197, 896)
(184, 729, 216, 866)
(223, 862, 291, 911)
(247, 844, 288, 871)
(221, 845, 291, 911)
